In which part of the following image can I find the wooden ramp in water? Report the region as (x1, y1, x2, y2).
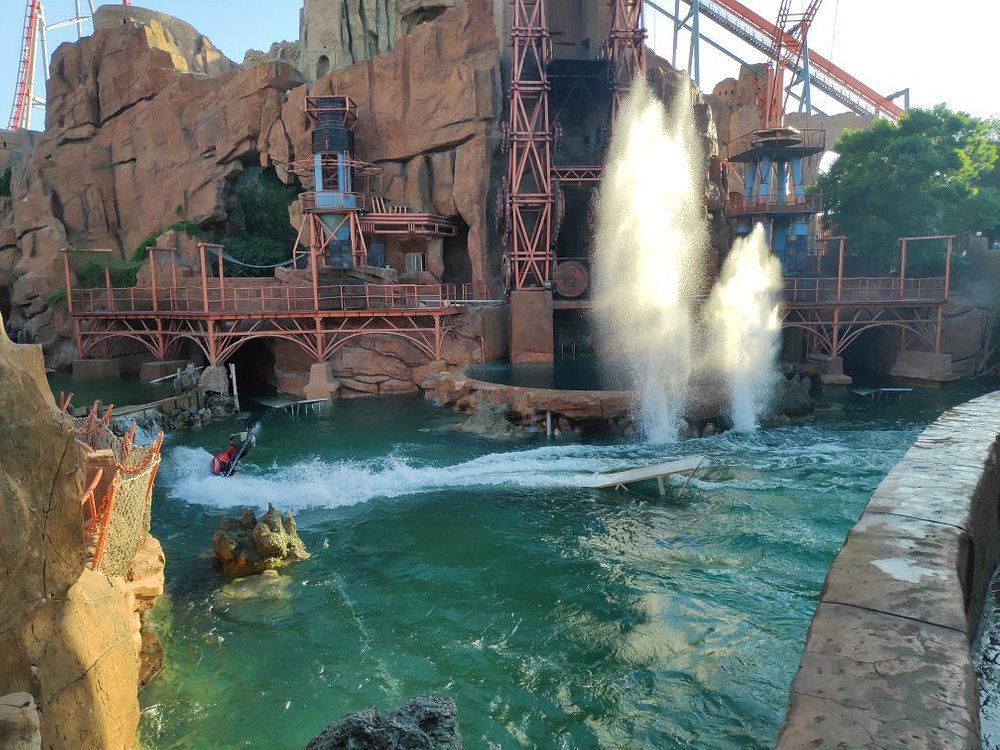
(589, 456, 706, 496)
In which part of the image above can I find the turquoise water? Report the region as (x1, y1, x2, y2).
(466, 358, 631, 391)
(134, 384, 996, 749)
(47, 373, 174, 410)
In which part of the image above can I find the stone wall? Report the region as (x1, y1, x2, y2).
(778, 391, 1000, 746)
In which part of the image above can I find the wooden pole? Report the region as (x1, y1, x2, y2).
(105, 267, 113, 311)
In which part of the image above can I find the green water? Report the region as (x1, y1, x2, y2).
(47, 373, 174, 410)
(132, 384, 996, 749)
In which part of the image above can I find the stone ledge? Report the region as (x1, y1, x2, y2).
(778, 391, 1000, 747)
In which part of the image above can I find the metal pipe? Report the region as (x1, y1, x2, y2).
(199, 243, 209, 312)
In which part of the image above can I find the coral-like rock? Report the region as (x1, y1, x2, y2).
(212, 504, 310, 578)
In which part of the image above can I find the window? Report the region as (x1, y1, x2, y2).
(405, 253, 425, 273)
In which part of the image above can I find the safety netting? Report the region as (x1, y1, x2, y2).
(73, 403, 164, 577)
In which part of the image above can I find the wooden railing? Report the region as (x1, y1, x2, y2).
(69, 282, 490, 316)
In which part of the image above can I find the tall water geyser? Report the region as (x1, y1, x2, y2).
(593, 78, 708, 442)
(704, 224, 782, 431)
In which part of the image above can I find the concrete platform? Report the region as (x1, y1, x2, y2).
(139, 359, 189, 382)
(72, 358, 121, 380)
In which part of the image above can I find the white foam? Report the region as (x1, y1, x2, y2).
(162, 443, 667, 509)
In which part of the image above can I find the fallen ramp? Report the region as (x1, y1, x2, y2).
(590, 456, 706, 496)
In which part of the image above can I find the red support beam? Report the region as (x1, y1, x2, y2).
(506, 0, 554, 291)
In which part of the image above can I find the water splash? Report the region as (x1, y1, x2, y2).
(704, 225, 781, 431)
(593, 78, 707, 442)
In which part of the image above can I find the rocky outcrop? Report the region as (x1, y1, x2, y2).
(0, 693, 40, 749)
(212, 505, 310, 578)
(0, 315, 163, 748)
(243, 41, 302, 69)
(454, 399, 528, 439)
(306, 695, 463, 750)
(298, 0, 463, 80)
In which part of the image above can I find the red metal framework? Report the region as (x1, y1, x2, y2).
(506, 0, 554, 291)
(605, 0, 646, 122)
(781, 235, 955, 358)
(64, 246, 486, 367)
(679, 0, 904, 120)
(760, 0, 821, 127)
(9, 1, 41, 130)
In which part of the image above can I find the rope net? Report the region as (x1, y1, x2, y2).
(74, 403, 164, 577)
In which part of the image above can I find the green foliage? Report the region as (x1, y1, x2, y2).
(45, 289, 67, 307)
(132, 219, 202, 262)
(73, 257, 140, 289)
(219, 167, 299, 277)
(0, 166, 11, 197)
(817, 106, 1000, 274)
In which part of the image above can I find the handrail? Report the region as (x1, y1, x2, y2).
(68, 281, 491, 315)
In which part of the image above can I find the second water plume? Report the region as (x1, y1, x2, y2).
(593, 78, 708, 442)
(704, 224, 781, 431)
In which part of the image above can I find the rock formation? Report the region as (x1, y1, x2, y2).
(306, 695, 463, 749)
(212, 505, 311, 578)
(298, 0, 463, 79)
(454, 399, 528, 439)
(2, 1, 504, 370)
(0, 315, 164, 748)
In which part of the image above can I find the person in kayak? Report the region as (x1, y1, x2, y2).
(211, 429, 255, 477)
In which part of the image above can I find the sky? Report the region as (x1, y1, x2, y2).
(1, 0, 998, 131)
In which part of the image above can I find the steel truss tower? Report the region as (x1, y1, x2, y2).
(505, 0, 554, 291)
(504, 0, 645, 293)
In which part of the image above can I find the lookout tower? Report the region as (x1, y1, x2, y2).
(727, 126, 824, 271)
(287, 95, 457, 275)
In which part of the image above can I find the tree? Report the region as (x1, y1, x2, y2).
(817, 106, 1000, 274)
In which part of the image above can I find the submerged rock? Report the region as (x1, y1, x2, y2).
(212, 505, 310, 578)
(771, 375, 814, 418)
(305, 695, 462, 750)
(453, 400, 529, 440)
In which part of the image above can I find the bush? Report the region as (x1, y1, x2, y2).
(220, 167, 300, 276)
(0, 166, 11, 197)
(45, 289, 67, 307)
(132, 219, 202, 262)
(74, 259, 139, 289)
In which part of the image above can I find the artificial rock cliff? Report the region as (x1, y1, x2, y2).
(1, 0, 504, 372)
(0, 316, 165, 749)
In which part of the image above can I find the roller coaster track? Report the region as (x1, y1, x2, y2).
(8, 0, 131, 131)
(9, 1, 41, 130)
(657, 0, 904, 120)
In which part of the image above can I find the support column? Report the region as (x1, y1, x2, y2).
(509, 290, 553, 363)
(303, 362, 341, 401)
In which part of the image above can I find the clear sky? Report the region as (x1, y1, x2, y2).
(1, 0, 997, 131)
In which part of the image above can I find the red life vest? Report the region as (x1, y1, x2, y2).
(211, 444, 239, 475)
